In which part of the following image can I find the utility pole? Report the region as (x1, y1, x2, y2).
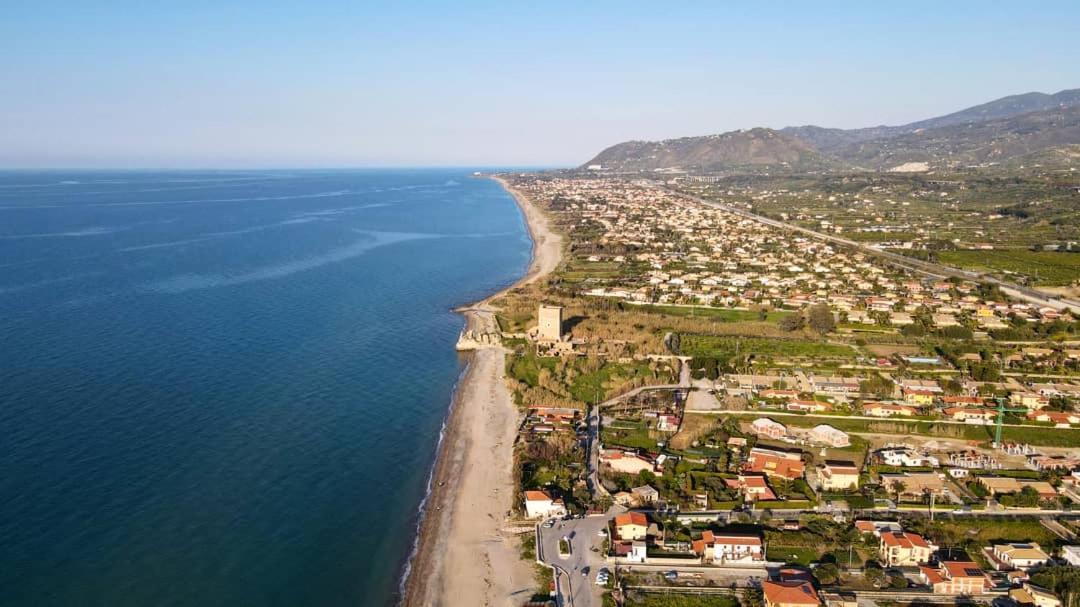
(991, 396, 1026, 448)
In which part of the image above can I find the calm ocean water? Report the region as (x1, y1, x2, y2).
(0, 169, 530, 606)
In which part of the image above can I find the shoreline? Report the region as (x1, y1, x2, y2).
(399, 175, 562, 606)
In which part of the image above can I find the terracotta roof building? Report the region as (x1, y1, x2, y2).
(763, 580, 821, 607)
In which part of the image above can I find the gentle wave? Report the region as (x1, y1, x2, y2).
(143, 231, 436, 294)
(117, 236, 220, 252)
(0, 190, 350, 210)
(0, 226, 126, 239)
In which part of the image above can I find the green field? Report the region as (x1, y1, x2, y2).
(939, 249, 1080, 286)
(601, 420, 659, 450)
(625, 594, 738, 607)
(631, 304, 790, 322)
(681, 335, 857, 360)
(930, 518, 1061, 547)
(766, 545, 820, 566)
(722, 411, 1080, 447)
(570, 360, 658, 402)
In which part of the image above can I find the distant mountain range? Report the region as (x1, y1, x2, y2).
(582, 88, 1080, 172)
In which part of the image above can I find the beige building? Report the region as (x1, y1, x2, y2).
(537, 304, 563, 341)
(819, 462, 859, 491)
(613, 512, 648, 541)
(1010, 583, 1062, 607)
(880, 472, 946, 497)
(879, 530, 934, 566)
(990, 543, 1051, 571)
(920, 560, 990, 594)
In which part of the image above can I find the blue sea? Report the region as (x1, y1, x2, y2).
(0, 170, 531, 607)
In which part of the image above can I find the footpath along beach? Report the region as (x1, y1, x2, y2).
(400, 176, 562, 607)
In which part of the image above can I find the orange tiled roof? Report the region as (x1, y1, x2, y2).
(614, 512, 647, 528)
(762, 580, 819, 606)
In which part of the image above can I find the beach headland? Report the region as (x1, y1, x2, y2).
(399, 176, 562, 607)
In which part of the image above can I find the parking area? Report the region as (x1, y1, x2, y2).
(536, 513, 615, 607)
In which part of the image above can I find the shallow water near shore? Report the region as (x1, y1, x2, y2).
(0, 169, 530, 607)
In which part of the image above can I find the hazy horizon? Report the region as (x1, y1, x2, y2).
(3, 1, 1078, 168)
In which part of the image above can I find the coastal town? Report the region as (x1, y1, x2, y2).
(419, 171, 1080, 607)
(9, 7, 1080, 607)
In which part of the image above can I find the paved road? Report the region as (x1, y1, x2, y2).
(537, 513, 619, 607)
(662, 185, 1080, 314)
(685, 405, 1080, 432)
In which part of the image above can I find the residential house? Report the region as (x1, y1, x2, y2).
(989, 543, 1051, 571)
(879, 472, 946, 498)
(613, 512, 649, 541)
(691, 531, 764, 564)
(819, 462, 860, 491)
(1009, 583, 1062, 607)
(725, 474, 777, 501)
(863, 402, 917, 418)
(612, 539, 648, 563)
(523, 490, 567, 519)
(919, 560, 991, 594)
(762, 581, 821, 607)
(943, 407, 997, 423)
(854, 520, 903, 536)
(746, 447, 806, 480)
(630, 485, 660, 505)
(903, 389, 937, 406)
(1027, 411, 1079, 427)
(787, 400, 831, 413)
(879, 531, 934, 566)
(875, 447, 938, 468)
(761, 389, 799, 400)
(976, 476, 1057, 500)
(1015, 388, 1049, 408)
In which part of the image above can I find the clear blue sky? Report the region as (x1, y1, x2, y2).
(2, 1, 1077, 168)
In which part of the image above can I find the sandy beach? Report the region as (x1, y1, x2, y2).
(400, 176, 562, 607)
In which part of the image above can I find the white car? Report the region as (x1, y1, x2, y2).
(595, 573, 609, 586)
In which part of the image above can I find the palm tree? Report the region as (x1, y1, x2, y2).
(889, 480, 906, 502)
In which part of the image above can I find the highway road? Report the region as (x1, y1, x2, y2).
(662, 185, 1080, 314)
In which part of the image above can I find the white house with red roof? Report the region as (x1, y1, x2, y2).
(522, 490, 566, 519)
(920, 560, 991, 594)
(691, 531, 764, 564)
(879, 530, 935, 566)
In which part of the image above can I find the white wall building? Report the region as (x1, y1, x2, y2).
(523, 490, 567, 519)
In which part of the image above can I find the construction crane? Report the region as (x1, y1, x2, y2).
(991, 396, 1027, 449)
